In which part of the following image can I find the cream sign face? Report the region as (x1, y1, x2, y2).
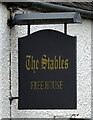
(18, 29, 76, 109)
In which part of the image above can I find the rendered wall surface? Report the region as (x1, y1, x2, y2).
(0, 2, 92, 119)
(0, 3, 2, 120)
(91, 18, 93, 120)
(0, 3, 10, 119)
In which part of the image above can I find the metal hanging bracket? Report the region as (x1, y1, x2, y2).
(12, 12, 82, 25)
(9, 96, 19, 104)
(8, 12, 82, 35)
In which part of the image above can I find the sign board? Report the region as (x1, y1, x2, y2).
(18, 29, 76, 109)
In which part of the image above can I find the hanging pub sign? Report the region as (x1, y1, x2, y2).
(18, 29, 77, 109)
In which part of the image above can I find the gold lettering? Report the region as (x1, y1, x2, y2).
(54, 56, 58, 69)
(31, 81, 63, 90)
(26, 55, 69, 71)
(65, 59, 68, 69)
(58, 56, 61, 70)
(26, 55, 31, 70)
(36, 60, 39, 70)
(25, 55, 39, 73)
(41, 55, 47, 70)
(61, 59, 64, 69)
(50, 60, 54, 70)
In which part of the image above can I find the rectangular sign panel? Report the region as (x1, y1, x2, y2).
(18, 29, 76, 109)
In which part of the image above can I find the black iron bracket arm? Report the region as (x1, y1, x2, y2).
(7, 12, 82, 35)
(64, 23, 67, 35)
(9, 96, 19, 101)
(9, 96, 19, 104)
(28, 24, 30, 35)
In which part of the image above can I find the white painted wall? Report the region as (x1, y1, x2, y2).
(0, 2, 92, 119)
(0, 3, 10, 119)
(0, 3, 2, 120)
(91, 18, 93, 120)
